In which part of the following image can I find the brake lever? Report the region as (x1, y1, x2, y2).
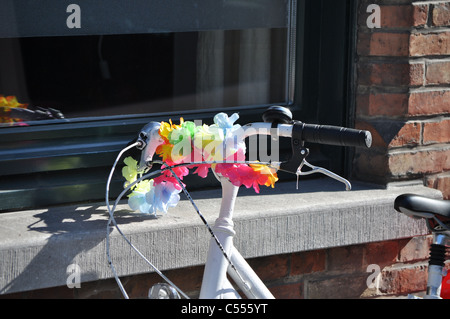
(296, 159, 352, 191)
(267, 118, 351, 191)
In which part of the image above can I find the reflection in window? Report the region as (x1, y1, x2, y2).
(0, 28, 288, 125)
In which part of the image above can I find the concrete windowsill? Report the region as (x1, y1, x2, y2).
(0, 178, 442, 295)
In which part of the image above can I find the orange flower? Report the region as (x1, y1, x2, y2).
(249, 163, 279, 188)
(156, 143, 174, 162)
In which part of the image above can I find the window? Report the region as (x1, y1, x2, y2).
(0, 0, 355, 211)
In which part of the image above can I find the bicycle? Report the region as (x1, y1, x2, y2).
(394, 193, 450, 299)
(105, 106, 372, 299)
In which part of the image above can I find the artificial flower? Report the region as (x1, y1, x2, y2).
(0, 95, 28, 124)
(168, 120, 197, 144)
(250, 163, 279, 188)
(127, 179, 154, 214)
(157, 118, 195, 164)
(127, 179, 182, 215)
(159, 118, 183, 142)
(191, 163, 210, 178)
(212, 112, 240, 133)
(153, 165, 188, 189)
(122, 156, 139, 188)
(193, 124, 223, 161)
(152, 181, 182, 213)
(211, 112, 246, 162)
(123, 112, 280, 214)
(156, 143, 174, 163)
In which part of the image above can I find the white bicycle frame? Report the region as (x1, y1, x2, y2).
(107, 122, 353, 299)
(199, 176, 273, 299)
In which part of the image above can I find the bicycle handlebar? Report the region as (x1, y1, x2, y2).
(241, 120, 371, 176)
(242, 122, 372, 148)
(299, 123, 372, 148)
(260, 105, 372, 148)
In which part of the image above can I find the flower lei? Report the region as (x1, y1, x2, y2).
(122, 112, 278, 215)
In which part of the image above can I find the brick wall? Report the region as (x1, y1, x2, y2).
(354, 0, 450, 199)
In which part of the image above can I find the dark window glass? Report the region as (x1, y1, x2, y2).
(0, 29, 288, 126)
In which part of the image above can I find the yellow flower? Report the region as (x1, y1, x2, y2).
(159, 118, 184, 141)
(122, 156, 139, 188)
(158, 118, 194, 163)
(156, 143, 175, 163)
(127, 179, 152, 198)
(0, 95, 25, 108)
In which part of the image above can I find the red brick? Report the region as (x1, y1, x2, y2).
(413, 4, 429, 27)
(432, 3, 450, 27)
(247, 254, 289, 282)
(388, 148, 450, 177)
(356, 93, 409, 117)
(408, 90, 450, 116)
(389, 122, 421, 148)
(364, 240, 400, 267)
(380, 5, 414, 28)
(398, 236, 432, 263)
(429, 173, 450, 199)
(436, 174, 450, 199)
(291, 250, 326, 276)
(410, 32, 450, 56)
(410, 62, 425, 86)
(423, 119, 450, 144)
(379, 263, 428, 295)
(426, 60, 450, 85)
(358, 63, 413, 87)
(356, 89, 450, 116)
(327, 245, 364, 272)
(358, 32, 410, 57)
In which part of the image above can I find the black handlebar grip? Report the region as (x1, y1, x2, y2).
(301, 124, 372, 148)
